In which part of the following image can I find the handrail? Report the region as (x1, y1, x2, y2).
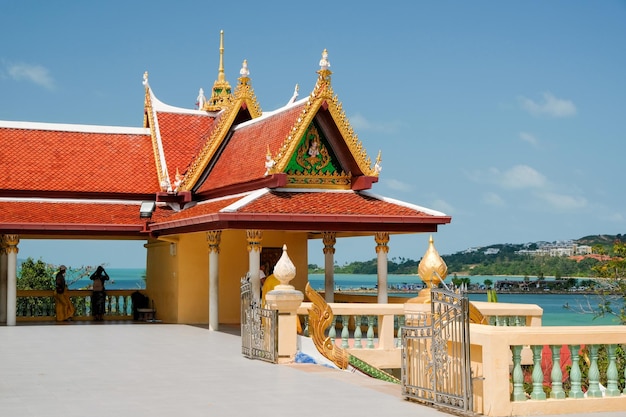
(471, 324, 626, 416)
(16, 289, 144, 321)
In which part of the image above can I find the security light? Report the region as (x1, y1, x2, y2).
(140, 201, 156, 219)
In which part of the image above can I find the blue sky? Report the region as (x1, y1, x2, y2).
(2, 1, 625, 269)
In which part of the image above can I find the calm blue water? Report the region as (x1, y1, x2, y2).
(59, 270, 620, 326)
(66, 268, 146, 290)
(308, 273, 621, 327)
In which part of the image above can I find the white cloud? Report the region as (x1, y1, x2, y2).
(519, 131, 539, 147)
(483, 192, 505, 207)
(519, 92, 576, 118)
(431, 199, 454, 215)
(384, 178, 412, 192)
(537, 191, 587, 210)
(5, 62, 56, 90)
(496, 165, 547, 189)
(349, 113, 401, 133)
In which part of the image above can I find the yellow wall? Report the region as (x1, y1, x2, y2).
(145, 230, 309, 325)
(145, 239, 179, 323)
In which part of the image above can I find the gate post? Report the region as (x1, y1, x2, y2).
(265, 244, 303, 364)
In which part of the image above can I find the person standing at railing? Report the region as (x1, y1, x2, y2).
(90, 266, 110, 321)
(54, 265, 75, 322)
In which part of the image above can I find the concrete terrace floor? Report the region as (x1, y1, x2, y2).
(0, 322, 624, 417)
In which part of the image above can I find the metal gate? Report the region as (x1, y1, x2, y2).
(401, 286, 473, 414)
(240, 276, 278, 363)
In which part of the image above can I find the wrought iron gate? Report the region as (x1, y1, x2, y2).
(240, 276, 278, 363)
(401, 286, 473, 414)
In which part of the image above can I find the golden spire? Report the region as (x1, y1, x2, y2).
(204, 30, 233, 111)
(409, 235, 448, 304)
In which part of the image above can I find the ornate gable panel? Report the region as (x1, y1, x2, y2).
(284, 122, 350, 188)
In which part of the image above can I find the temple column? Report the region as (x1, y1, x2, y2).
(4, 235, 19, 326)
(246, 230, 263, 303)
(375, 232, 389, 304)
(322, 232, 336, 303)
(0, 236, 8, 323)
(207, 231, 222, 331)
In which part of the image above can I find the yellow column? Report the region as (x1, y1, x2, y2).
(4, 235, 19, 326)
(246, 230, 262, 303)
(206, 231, 221, 331)
(322, 232, 336, 303)
(0, 236, 7, 323)
(375, 232, 389, 304)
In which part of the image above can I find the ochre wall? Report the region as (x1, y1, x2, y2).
(145, 230, 309, 325)
(145, 239, 179, 323)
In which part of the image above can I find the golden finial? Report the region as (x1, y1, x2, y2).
(204, 30, 233, 111)
(316, 49, 332, 83)
(218, 30, 226, 83)
(409, 235, 448, 304)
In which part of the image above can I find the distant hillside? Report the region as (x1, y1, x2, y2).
(310, 234, 625, 277)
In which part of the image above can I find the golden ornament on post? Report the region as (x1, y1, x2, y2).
(408, 235, 448, 304)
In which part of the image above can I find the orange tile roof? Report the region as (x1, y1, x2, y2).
(155, 112, 216, 177)
(196, 103, 304, 193)
(148, 189, 450, 235)
(0, 126, 158, 195)
(0, 200, 145, 234)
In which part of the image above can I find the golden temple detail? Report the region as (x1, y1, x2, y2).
(273, 49, 378, 178)
(203, 30, 233, 112)
(409, 235, 448, 303)
(305, 283, 349, 369)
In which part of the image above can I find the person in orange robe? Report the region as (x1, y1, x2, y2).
(54, 265, 75, 322)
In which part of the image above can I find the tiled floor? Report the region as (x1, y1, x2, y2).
(0, 323, 623, 417)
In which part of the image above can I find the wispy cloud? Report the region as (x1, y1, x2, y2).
(483, 192, 505, 207)
(518, 92, 576, 118)
(519, 131, 539, 147)
(349, 113, 401, 133)
(536, 191, 587, 210)
(384, 178, 413, 192)
(469, 164, 587, 212)
(4, 61, 56, 90)
(493, 165, 547, 189)
(431, 199, 454, 215)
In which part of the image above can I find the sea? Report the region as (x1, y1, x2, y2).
(66, 268, 146, 291)
(307, 273, 621, 327)
(65, 269, 620, 327)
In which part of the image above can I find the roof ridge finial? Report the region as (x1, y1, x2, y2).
(218, 30, 226, 83)
(204, 30, 233, 111)
(316, 49, 332, 83)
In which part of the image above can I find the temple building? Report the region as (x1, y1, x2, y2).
(0, 32, 450, 326)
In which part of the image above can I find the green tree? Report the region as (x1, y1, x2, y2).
(17, 258, 56, 290)
(591, 241, 626, 324)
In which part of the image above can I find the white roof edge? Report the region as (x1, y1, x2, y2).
(0, 197, 145, 205)
(150, 87, 220, 116)
(220, 188, 270, 212)
(0, 120, 150, 135)
(359, 190, 448, 216)
(233, 96, 309, 131)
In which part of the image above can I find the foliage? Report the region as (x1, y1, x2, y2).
(307, 234, 623, 280)
(17, 258, 56, 290)
(590, 240, 626, 324)
(17, 257, 97, 317)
